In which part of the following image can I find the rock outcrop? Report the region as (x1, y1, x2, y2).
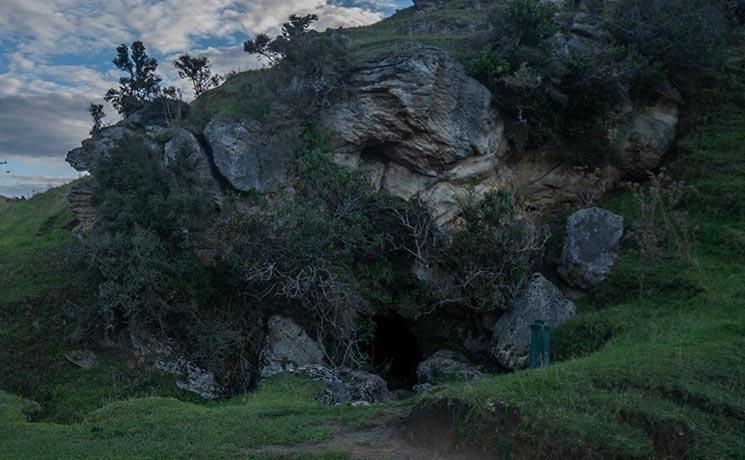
(491, 274, 577, 369)
(416, 350, 485, 384)
(558, 207, 624, 289)
(324, 47, 507, 227)
(68, 179, 96, 234)
(203, 119, 297, 194)
(259, 316, 325, 377)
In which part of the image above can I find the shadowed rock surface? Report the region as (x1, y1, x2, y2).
(559, 207, 624, 289)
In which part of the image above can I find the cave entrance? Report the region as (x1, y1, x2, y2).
(369, 312, 423, 389)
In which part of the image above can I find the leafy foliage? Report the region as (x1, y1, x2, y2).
(433, 191, 549, 313)
(87, 103, 105, 135)
(608, 0, 730, 87)
(104, 41, 162, 115)
(173, 54, 222, 97)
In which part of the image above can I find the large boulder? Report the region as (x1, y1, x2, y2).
(610, 100, 680, 177)
(259, 316, 325, 377)
(203, 119, 297, 193)
(159, 128, 222, 203)
(324, 47, 507, 228)
(327, 47, 504, 177)
(416, 350, 485, 384)
(491, 274, 578, 369)
(558, 207, 624, 289)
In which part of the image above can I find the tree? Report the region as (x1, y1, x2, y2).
(104, 41, 162, 115)
(88, 103, 106, 135)
(173, 54, 222, 97)
(243, 13, 319, 66)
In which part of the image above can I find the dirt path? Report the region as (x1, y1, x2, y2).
(248, 423, 481, 460)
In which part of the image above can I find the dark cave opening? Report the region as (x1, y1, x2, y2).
(369, 312, 424, 389)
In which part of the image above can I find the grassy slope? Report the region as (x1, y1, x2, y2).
(0, 185, 201, 424)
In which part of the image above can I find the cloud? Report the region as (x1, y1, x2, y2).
(0, 93, 91, 159)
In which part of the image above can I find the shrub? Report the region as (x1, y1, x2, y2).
(626, 170, 698, 292)
(496, 0, 559, 47)
(608, 0, 730, 87)
(432, 191, 550, 313)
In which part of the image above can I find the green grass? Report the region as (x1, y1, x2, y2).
(0, 375, 383, 460)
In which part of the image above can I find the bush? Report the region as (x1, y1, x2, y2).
(608, 0, 730, 87)
(495, 0, 559, 47)
(432, 191, 550, 313)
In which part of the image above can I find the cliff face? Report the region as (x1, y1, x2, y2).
(65, 0, 679, 230)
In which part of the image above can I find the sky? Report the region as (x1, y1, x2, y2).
(0, 0, 412, 197)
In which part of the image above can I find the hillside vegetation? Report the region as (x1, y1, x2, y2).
(2, 1, 745, 459)
(2, 52, 744, 458)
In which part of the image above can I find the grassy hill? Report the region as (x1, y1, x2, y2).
(1, 6, 744, 459)
(1, 72, 744, 458)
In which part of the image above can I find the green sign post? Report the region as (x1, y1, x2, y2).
(529, 320, 551, 368)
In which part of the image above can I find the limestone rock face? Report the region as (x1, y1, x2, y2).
(416, 350, 485, 384)
(558, 207, 624, 289)
(328, 47, 504, 177)
(204, 119, 296, 193)
(324, 47, 506, 227)
(491, 274, 577, 370)
(259, 316, 325, 377)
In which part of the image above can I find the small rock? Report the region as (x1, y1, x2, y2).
(176, 363, 222, 400)
(413, 383, 433, 395)
(337, 368, 391, 403)
(351, 401, 371, 408)
(558, 207, 624, 289)
(296, 365, 351, 405)
(416, 350, 485, 384)
(65, 349, 97, 369)
(20, 399, 42, 422)
(491, 274, 578, 369)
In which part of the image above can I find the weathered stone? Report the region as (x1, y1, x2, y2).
(296, 365, 351, 405)
(162, 128, 222, 203)
(416, 350, 485, 384)
(293, 365, 390, 405)
(495, 151, 622, 209)
(66, 125, 159, 173)
(337, 368, 391, 403)
(260, 316, 325, 377)
(131, 332, 223, 399)
(413, 383, 433, 395)
(558, 207, 624, 289)
(65, 349, 97, 369)
(68, 178, 96, 234)
(326, 47, 505, 177)
(611, 100, 680, 177)
(203, 119, 296, 193)
(491, 274, 578, 369)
